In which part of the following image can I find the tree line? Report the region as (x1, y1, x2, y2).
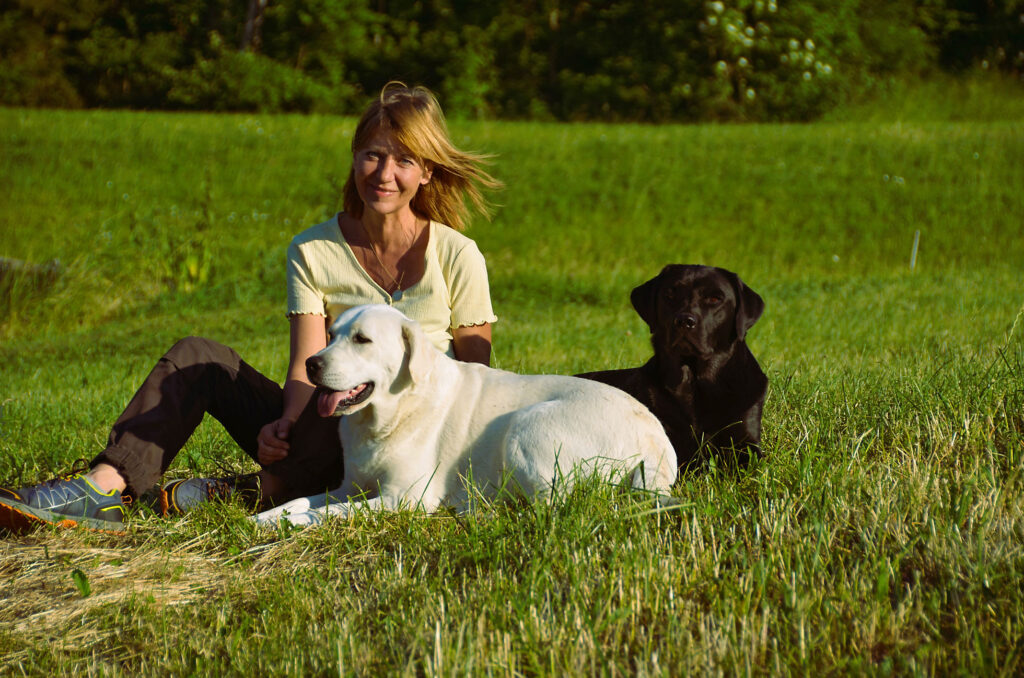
(1, 0, 1021, 122)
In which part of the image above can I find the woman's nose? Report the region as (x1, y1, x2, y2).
(376, 156, 396, 180)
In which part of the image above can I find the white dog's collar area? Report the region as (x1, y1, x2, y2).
(316, 383, 374, 416)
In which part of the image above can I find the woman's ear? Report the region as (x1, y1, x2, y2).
(420, 161, 434, 185)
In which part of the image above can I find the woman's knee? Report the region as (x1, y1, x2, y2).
(164, 336, 240, 370)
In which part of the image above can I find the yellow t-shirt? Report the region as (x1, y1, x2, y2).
(286, 215, 497, 356)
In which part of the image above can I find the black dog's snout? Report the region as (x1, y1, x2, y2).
(676, 313, 698, 329)
(306, 355, 324, 381)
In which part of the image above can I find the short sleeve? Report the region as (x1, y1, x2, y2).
(286, 238, 327, 318)
(447, 241, 498, 329)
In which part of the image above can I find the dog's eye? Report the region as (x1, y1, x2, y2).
(705, 295, 723, 305)
(353, 332, 372, 344)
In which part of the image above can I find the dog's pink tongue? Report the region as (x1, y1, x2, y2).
(317, 384, 367, 416)
(317, 390, 348, 417)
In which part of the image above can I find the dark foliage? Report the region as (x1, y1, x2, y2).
(0, 0, 1020, 121)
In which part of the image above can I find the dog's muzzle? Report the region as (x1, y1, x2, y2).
(315, 383, 374, 417)
(675, 312, 698, 329)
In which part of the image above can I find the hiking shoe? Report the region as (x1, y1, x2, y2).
(146, 473, 261, 516)
(0, 473, 126, 534)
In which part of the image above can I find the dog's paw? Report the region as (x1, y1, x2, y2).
(251, 497, 313, 526)
(281, 511, 325, 527)
(249, 509, 324, 530)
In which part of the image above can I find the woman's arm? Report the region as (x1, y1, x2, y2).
(283, 313, 330, 419)
(452, 323, 492, 366)
(257, 314, 329, 464)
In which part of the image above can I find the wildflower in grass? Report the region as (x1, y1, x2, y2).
(738, 57, 749, 68)
(789, 39, 800, 51)
(746, 88, 756, 100)
(803, 71, 812, 81)
(805, 39, 815, 51)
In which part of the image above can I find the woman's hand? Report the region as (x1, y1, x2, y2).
(257, 417, 293, 465)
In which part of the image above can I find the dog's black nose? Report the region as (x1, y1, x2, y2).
(677, 313, 698, 329)
(306, 355, 323, 382)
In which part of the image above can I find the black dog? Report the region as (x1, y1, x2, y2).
(579, 265, 767, 472)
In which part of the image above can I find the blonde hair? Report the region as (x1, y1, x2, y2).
(342, 82, 502, 232)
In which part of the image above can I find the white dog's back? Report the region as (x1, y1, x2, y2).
(448, 363, 675, 496)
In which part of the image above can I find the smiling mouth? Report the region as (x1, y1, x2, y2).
(316, 383, 374, 416)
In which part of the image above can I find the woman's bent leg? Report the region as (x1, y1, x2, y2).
(93, 336, 283, 496)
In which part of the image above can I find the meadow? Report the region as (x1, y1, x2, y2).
(1, 82, 1023, 674)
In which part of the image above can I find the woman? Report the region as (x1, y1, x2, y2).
(0, 83, 501, 533)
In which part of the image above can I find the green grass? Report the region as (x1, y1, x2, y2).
(1, 85, 1023, 675)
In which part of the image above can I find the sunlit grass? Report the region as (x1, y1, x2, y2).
(0, 100, 1022, 675)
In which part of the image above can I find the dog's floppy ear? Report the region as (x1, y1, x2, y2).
(630, 267, 668, 331)
(400, 318, 434, 386)
(723, 269, 764, 340)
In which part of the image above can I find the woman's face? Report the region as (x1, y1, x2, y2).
(353, 130, 432, 219)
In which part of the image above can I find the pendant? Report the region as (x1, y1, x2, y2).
(392, 289, 403, 301)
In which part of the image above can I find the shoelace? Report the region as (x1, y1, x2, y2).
(25, 459, 128, 506)
(28, 474, 91, 504)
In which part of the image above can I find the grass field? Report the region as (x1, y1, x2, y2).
(1, 79, 1023, 675)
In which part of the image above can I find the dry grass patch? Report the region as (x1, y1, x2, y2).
(0, 531, 238, 661)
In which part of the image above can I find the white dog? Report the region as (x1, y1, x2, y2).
(254, 305, 676, 527)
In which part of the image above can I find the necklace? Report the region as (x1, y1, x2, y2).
(361, 222, 406, 301)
